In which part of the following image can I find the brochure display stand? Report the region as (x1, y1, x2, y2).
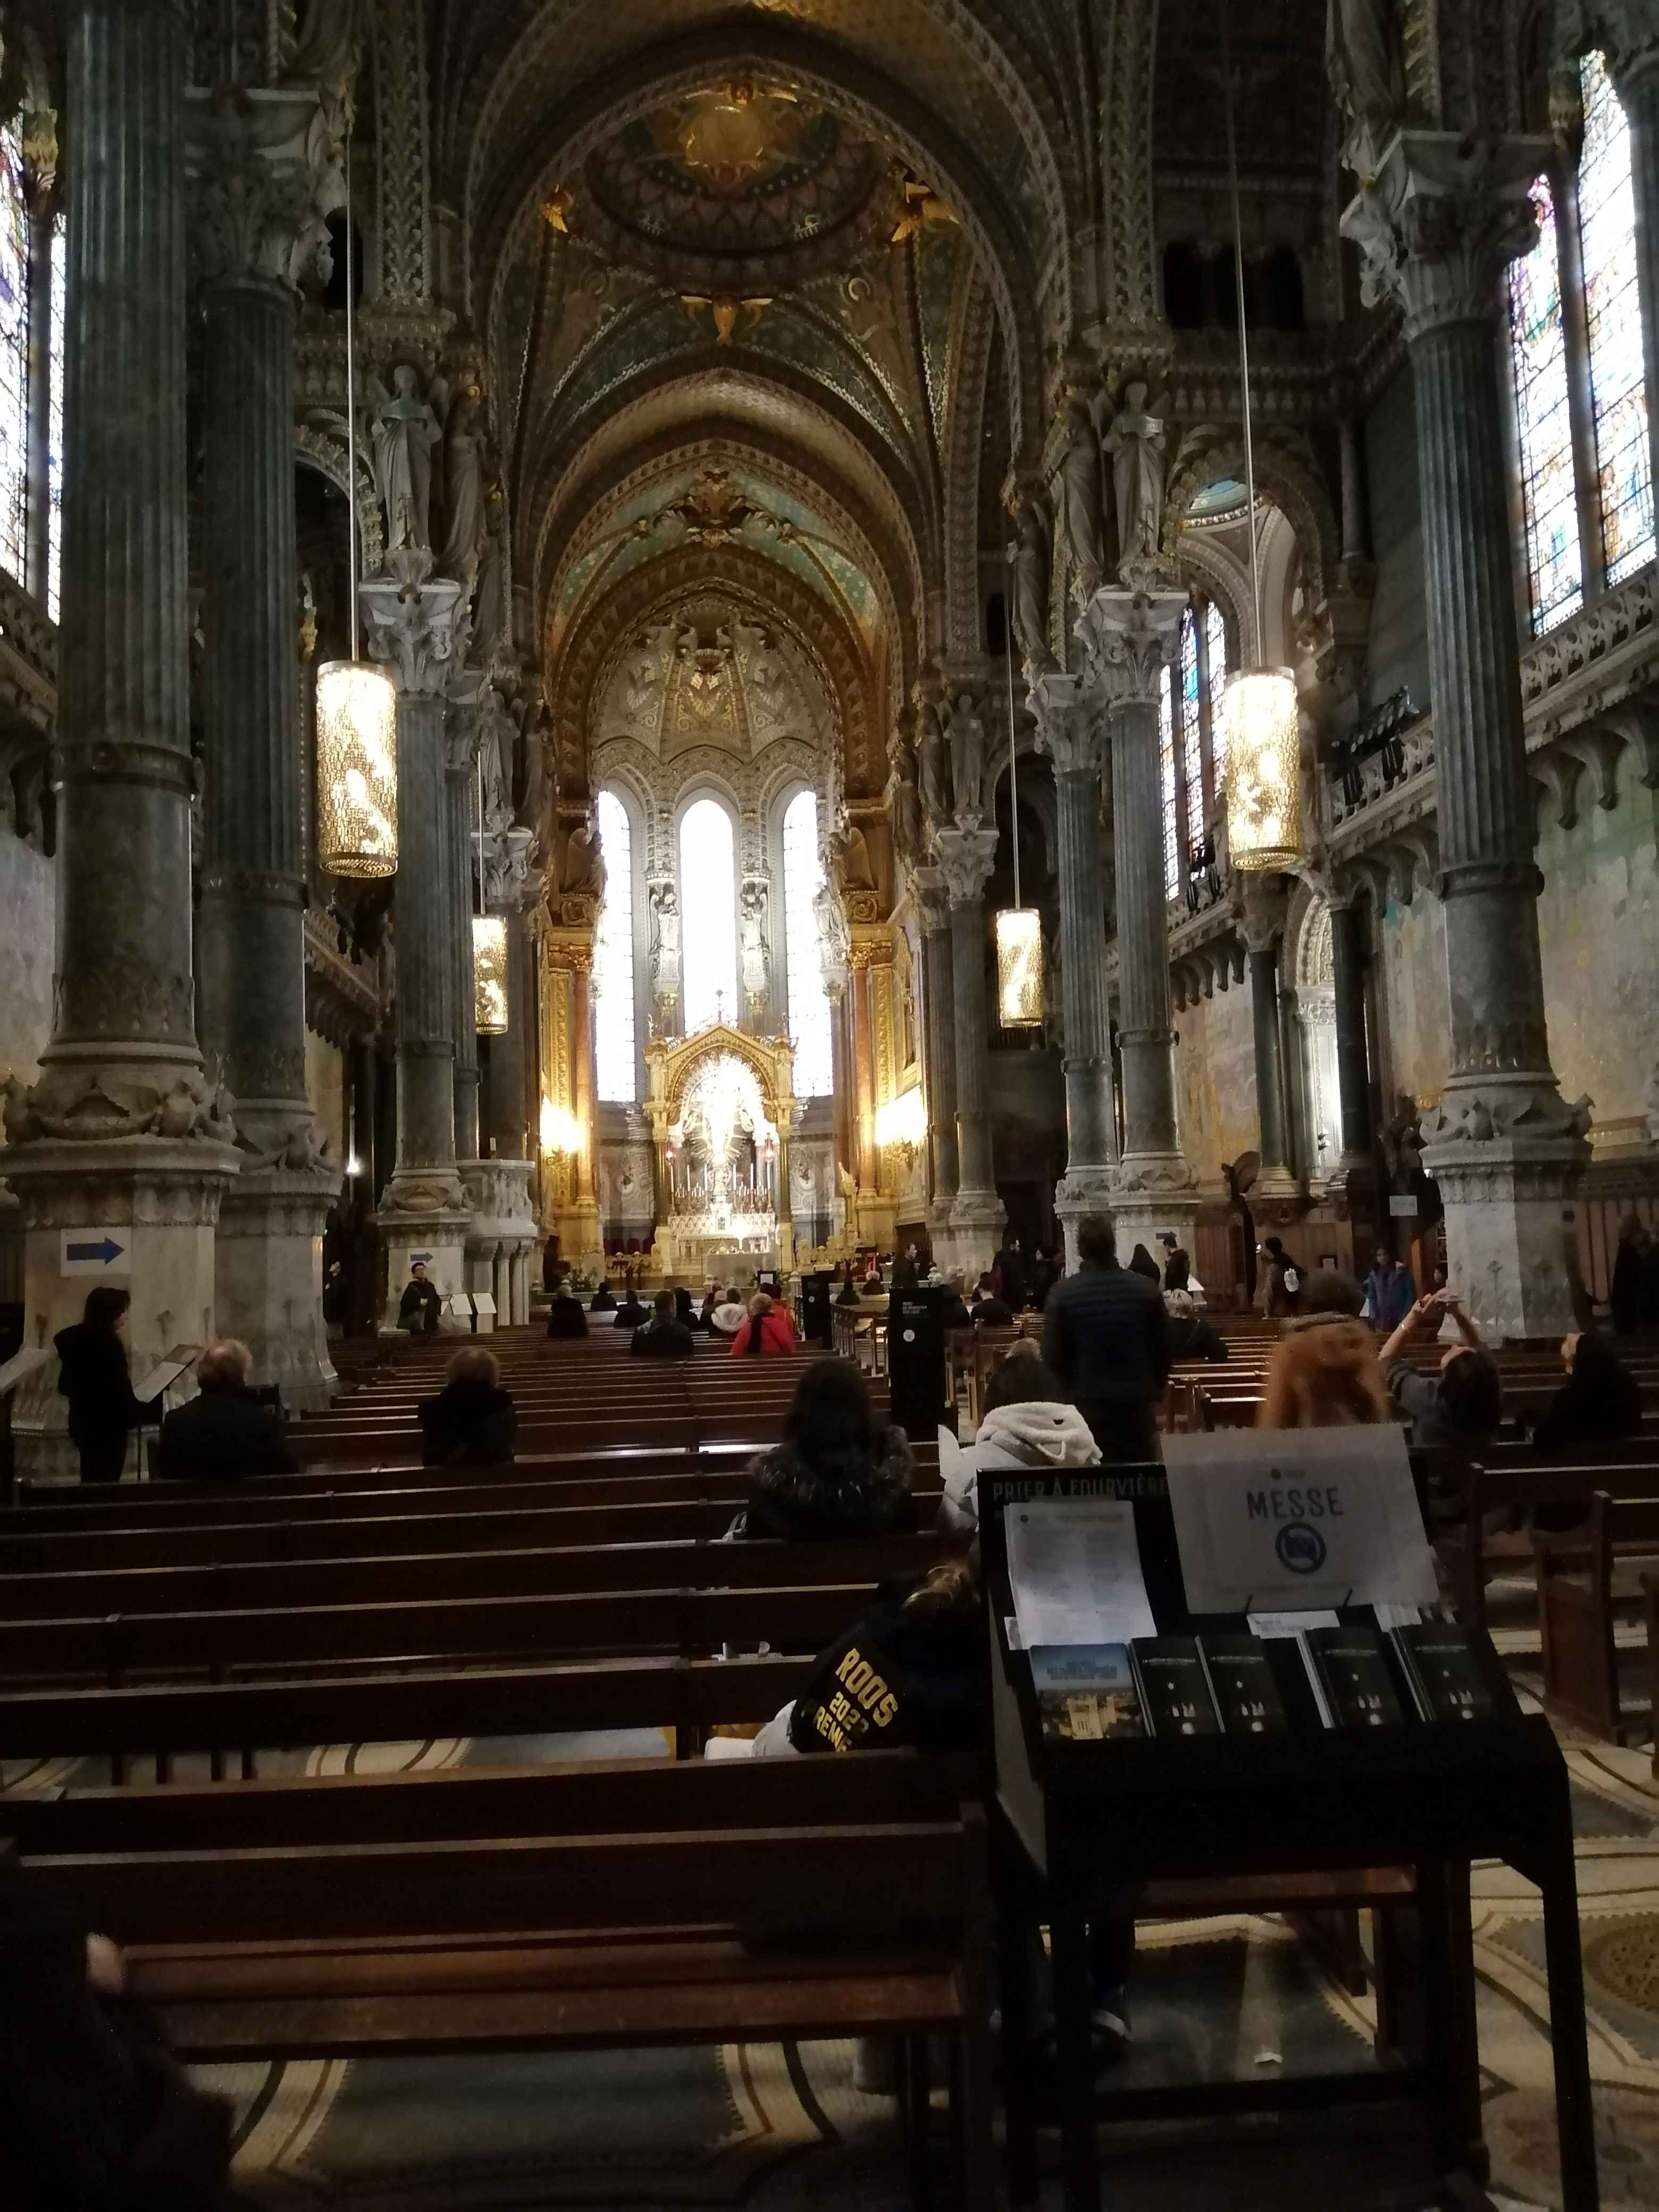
(983, 1453, 1596, 2212)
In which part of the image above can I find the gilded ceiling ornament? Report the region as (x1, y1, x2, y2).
(540, 188, 575, 233)
(889, 173, 954, 245)
(657, 83, 807, 191)
(681, 292, 772, 344)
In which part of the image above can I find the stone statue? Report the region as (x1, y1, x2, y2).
(918, 699, 950, 824)
(3, 1071, 38, 1146)
(649, 881, 681, 993)
(477, 690, 514, 833)
(472, 484, 507, 655)
(513, 692, 547, 835)
(1105, 382, 1166, 582)
(1326, 0, 1406, 174)
(440, 386, 488, 584)
(886, 733, 923, 868)
(368, 364, 443, 555)
(1010, 497, 1052, 669)
(560, 807, 604, 901)
(1380, 1092, 1425, 1190)
(740, 882, 769, 1011)
(828, 817, 876, 896)
(1060, 399, 1105, 589)
(944, 692, 987, 823)
(815, 881, 851, 984)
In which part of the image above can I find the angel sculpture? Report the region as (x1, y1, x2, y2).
(368, 364, 442, 554)
(439, 385, 490, 585)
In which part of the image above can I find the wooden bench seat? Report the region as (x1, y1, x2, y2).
(1536, 1492, 1659, 1740)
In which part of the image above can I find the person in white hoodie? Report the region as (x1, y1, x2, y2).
(937, 1350, 1102, 1532)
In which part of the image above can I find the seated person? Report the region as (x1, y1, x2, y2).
(674, 1285, 696, 1327)
(835, 1265, 861, 1308)
(544, 1272, 588, 1339)
(589, 1279, 617, 1312)
(1532, 1329, 1643, 1454)
(729, 1358, 915, 1539)
(1259, 1272, 1388, 1428)
(969, 1272, 1014, 1327)
(710, 1286, 749, 1337)
(1164, 1286, 1228, 1364)
(939, 1354, 1100, 1534)
(1379, 1289, 1502, 1455)
(696, 1284, 720, 1331)
(611, 1284, 649, 1330)
(156, 1339, 296, 1481)
(729, 1291, 796, 1357)
(398, 1260, 443, 1334)
(417, 1346, 517, 1468)
(632, 1287, 697, 1359)
(936, 1270, 972, 1330)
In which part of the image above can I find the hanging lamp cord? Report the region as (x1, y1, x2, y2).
(344, 118, 360, 663)
(1220, 0, 1264, 663)
(1003, 542, 1021, 909)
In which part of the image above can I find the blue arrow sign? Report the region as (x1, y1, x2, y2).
(66, 1237, 125, 1266)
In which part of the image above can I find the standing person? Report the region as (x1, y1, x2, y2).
(729, 1292, 795, 1357)
(54, 1287, 145, 1484)
(1363, 1244, 1417, 1329)
(892, 1243, 920, 1290)
(1041, 1214, 1169, 1462)
(1612, 1213, 1646, 1335)
(1126, 1243, 1162, 1286)
(730, 1358, 915, 1539)
(1258, 1236, 1300, 1317)
(1379, 1291, 1503, 1455)
(993, 1236, 1029, 1312)
(398, 1261, 443, 1334)
(417, 1346, 518, 1468)
(1258, 1273, 1390, 1428)
(1029, 1246, 1060, 1309)
(632, 1288, 697, 1359)
(157, 1340, 297, 1480)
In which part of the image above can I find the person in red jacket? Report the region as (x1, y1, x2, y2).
(729, 1291, 795, 1357)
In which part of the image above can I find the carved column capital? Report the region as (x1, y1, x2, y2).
(1239, 883, 1290, 956)
(912, 864, 951, 935)
(361, 577, 468, 697)
(482, 826, 536, 912)
(933, 824, 1000, 906)
(186, 85, 342, 294)
(1027, 670, 1104, 779)
(1075, 588, 1186, 715)
(1339, 130, 1549, 343)
(20, 108, 57, 216)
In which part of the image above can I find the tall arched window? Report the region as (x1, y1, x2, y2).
(679, 797, 738, 1033)
(1506, 173, 1582, 630)
(0, 120, 29, 583)
(782, 787, 832, 1097)
(47, 211, 63, 621)
(592, 789, 636, 1103)
(1580, 49, 1655, 584)
(1204, 598, 1229, 799)
(1157, 658, 1180, 901)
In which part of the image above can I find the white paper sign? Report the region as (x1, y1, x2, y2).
(1162, 1427, 1436, 1615)
(1004, 1499, 1157, 1649)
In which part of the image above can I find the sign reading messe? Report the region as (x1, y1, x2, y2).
(1161, 1427, 1437, 1616)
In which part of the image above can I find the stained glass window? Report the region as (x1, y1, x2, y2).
(593, 790, 636, 1103)
(1579, 49, 1655, 586)
(1178, 607, 1203, 854)
(1158, 661, 1179, 901)
(47, 211, 63, 622)
(782, 788, 832, 1098)
(1205, 598, 1229, 806)
(1506, 172, 1583, 631)
(680, 797, 738, 1034)
(0, 121, 28, 585)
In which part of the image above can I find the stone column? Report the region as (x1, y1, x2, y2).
(1330, 896, 1374, 1167)
(1344, 133, 1590, 1336)
(192, 88, 342, 1406)
(465, 821, 537, 1318)
(933, 826, 1006, 1275)
(1076, 588, 1197, 1259)
(851, 958, 878, 1192)
(4, 1, 239, 1474)
(570, 956, 601, 1239)
(1591, 9, 1659, 545)
(541, 928, 603, 1275)
(915, 867, 959, 1241)
(360, 575, 471, 1311)
(1029, 672, 1118, 1264)
(445, 695, 481, 1165)
(1242, 903, 1297, 1194)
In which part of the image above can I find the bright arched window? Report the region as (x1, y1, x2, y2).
(680, 797, 738, 1033)
(782, 788, 832, 1097)
(0, 120, 28, 584)
(1579, 49, 1655, 585)
(1507, 172, 1582, 631)
(593, 789, 635, 1102)
(1204, 597, 1229, 801)
(47, 211, 63, 621)
(1157, 659, 1180, 901)
(1177, 608, 1203, 848)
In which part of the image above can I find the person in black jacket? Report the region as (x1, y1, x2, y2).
(992, 1238, 1028, 1311)
(730, 1358, 915, 1540)
(969, 1275, 1014, 1326)
(398, 1262, 443, 1334)
(632, 1288, 697, 1359)
(589, 1280, 617, 1312)
(157, 1340, 296, 1481)
(612, 1285, 649, 1330)
(1533, 1330, 1643, 1454)
(1041, 1214, 1169, 1462)
(1163, 1288, 1229, 1364)
(544, 1272, 589, 1339)
(417, 1346, 517, 1467)
(54, 1287, 144, 1483)
(1612, 1214, 1646, 1335)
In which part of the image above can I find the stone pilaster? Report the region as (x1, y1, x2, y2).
(4, 1, 239, 1473)
(1029, 671, 1118, 1262)
(542, 929, 603, 1275)
(933, 824, 1006, 1276)
(443, 693, 481, 1164)
(1241, 890, 1298, 1203)
(191, 85, 343, 1405)
(465, 820, 537, 1320)
(915, 866, 959, 1245)
(1324, 890, 1380, 1257)
(1076, 588, 1197, 1261)
(360, 574, 471, 1313)
(1343, 132, 1590, 1335)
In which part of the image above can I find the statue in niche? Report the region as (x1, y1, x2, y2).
(512, 692, 547, 833)
(440, 387, 489, 584)
(895, 948, 917, 1069)
(1105, 382, 1166, 583)
(477, 691, 514, 834)
(1326, 0, 1406, 174)
(1060, 398, 1105, 590)
(815, 881, 851, 985)
(828, 816, 876, 897)
(918, 699, 951, 824)
(649, 881, 681, 997)
(368, 364, 442, 554)
(740, 882, 769, 1015)
(944, 692, 987, 823)
(1010, 495, 1053, 670)
(559, 804, 604, 901)
(472, 483, 508, 655)
(886, 732, 923, 868)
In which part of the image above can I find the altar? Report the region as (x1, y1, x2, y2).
(643, 1024, 797, 1283)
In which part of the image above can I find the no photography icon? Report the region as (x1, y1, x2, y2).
(1275, 1522, 1327, 1574)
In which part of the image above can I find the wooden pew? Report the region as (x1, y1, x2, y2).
(1441, 1447, 1659, 1631)
(1536, 1492, 1659, 1741)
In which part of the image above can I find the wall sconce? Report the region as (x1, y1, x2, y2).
(540, 1098, 583, 1155)
(875, 1088, 928, 1164)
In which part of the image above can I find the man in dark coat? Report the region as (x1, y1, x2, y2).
(631, 1288, 697, 1359)
(993, 1237, 1029, 1312)
(1041, 1214, 1169, 1461)
(398, 1261, 443, 1333)
(54, 1286, 145, 1482)
(157, 1340, 296, 1480)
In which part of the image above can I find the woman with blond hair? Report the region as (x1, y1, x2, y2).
(1258, 1271, 1390, 1428)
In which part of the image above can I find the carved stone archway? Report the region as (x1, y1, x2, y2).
(643, 1023, 799, 1274)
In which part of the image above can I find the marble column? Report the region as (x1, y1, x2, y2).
(933, 825, 1006, 1275)
(445, 697, 481, 1165)
(915, 867, 959, 1240)
(4, 0, 239, 1473)
(1591, 9, 1659, 548)
(464, 821, 537, 1319)
(851, 958, 878, 1192)
(1076, 589, 1197, 1258)
(360, 575, 471, 1311)
(192, 88, 342, 1406)
(1344, 133, 1590, 1336)
(1330, 897, 1374, 1166)
(1029, 671, 1118, 1265)
(1243, 913, 1296, 1191)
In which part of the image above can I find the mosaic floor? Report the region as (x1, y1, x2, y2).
(10, 1579, 1659, 2208)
